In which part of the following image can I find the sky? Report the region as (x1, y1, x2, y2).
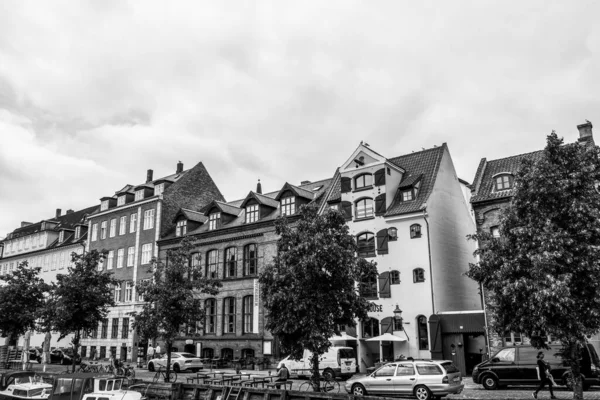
(1, 0, 599, 237)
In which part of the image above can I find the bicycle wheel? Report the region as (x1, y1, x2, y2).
(322, 379, 340, 393)
(116, 367, 125, 376)
(299, 382, 313, 392)
(127, 368, 136, 379)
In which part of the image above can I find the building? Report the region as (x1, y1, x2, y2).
(80, 161, 224, 363)
(157, 178, 333, 362)
(470, 121, 597, 356)
(318, 143, 483, 375)
(0, 206, 98, 348)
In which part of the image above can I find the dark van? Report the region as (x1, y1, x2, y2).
(472, 344, 600, 390)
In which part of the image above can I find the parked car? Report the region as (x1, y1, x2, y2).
(345, 360, 463, 400)
(472, 344, 600, 390)
(277, 346, 356, 380)
(49, 348, 80, 365)
(28, 347, 42, 363)
(147, 352, 204, 373)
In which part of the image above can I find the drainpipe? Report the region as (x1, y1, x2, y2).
(423, 210, 435, 313)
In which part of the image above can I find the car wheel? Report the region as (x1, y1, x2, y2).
(414, 385, 433, 400)
(351, 384, 367, 396)
(173, 364, 181, 373)
(148, 362, 155, 372)
(482, 374, 499, 390)
(323, 368, 334, 381)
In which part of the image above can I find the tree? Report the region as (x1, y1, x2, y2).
(53, 250, 119, 372)
(133, 236, 221, 382)
(259, 204, 377, 391)
(0, 262, 49, 346)
(467, 132, 600, 399)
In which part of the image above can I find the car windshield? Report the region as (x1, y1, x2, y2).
(440, 362, 459, 373)
(339, 349, 355, 358)
(178, 353, 197, 359)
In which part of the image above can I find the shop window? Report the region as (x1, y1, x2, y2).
(362, 317, 380, 339)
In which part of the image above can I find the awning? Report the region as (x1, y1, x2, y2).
(366, 333, 407, 342)
(329, 332, 358, 342)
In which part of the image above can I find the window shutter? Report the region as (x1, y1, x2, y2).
(341, 201, 352, 221)
(346, 325, 357, 337)
(375, 193, 386, 216)
(376, 229, 389, 255)
(374, 168, 386, 186)
(378, 271, 391, 298)
(341, 177, 352, 193)
(381, 317, 393, 334)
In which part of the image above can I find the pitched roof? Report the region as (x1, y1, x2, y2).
(239, 191, 280, 209)
(203, 200, 242, 217)
(470, 150, 544, 203)
(398, 173, 423, 189)
(274, 183, 314, 201)
(324, 169, 342, 204)
(175, 208, 207, 224)
(384, 145, 446, 217)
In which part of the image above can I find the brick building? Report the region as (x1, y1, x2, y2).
(157, 178, 333, 363)
(80, 161, 224, 362)
(470, 121, 597, 356)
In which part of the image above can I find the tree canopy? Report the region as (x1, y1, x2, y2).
(467, 132, 600, 399)
(259, 204, 377, 389)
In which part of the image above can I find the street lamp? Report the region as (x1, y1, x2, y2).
(393, 305, 409, 341)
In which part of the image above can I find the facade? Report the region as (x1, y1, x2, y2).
(318, 143, 483, 375)
(157, 179, 333, 362)
(0, 206, 98, 348)
(80, 161, 224, 363)
(470, 121, 597, 356)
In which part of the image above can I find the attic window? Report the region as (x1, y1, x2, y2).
(246, 204, 259, 223)
(176, 220, 187, 237)
(74, 226, 81, 240)
(117, 196, 126, 206)
(402, 190, 414, 202)
(209, 212, 221, 231)
(101, 200, 109, 211)
(135, 190, 144, 201)
(494, 174, 513, 191)
(58, 231, 64, 243)
(155, 183, 165, 196)
(281, 196, 296, 216)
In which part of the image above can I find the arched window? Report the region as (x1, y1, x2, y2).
(202, 348, 214, 359)
(241, 348, 255, 359)
(410, 224, 422, 239)
(206, 250, 218, 279)
(224, 247, 237, 278)
(417, 316, 429, 350)
(357, 232, 375, 258)
(362, 317, 380, 338)
(242, 296, 254, 333)
(354, 174, 373, 190)
(391, 270, 400, 285)
(221, 348, 234, 360)
(413, 268, 425, 283)
(494, 174, 513, 191)
(243, 244, 257, 276)
(223, 297, 236, 334)
(205, 299, 216, 334)
(359, 275, 378, 298)
(355, 198, 374, 219)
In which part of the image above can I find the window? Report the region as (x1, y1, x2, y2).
(119, 216, 126, 235)
(135, 190, 144, 201)
(495, 174, 513, 191)
(141, 243, 152, 264)
(101, 319, 108, 339)
(243, 296, 254, 333)
(125, 282, 133, 302)
(190, 252, 201, 269)
(111, 318, 119, 339)
(121, 318, 129, 339)
(205, 299, 216, 334)
(495, 348, 516, 362)
(491, 226, 500, 238)
(208, 212, 221, 231)
(117, 196, 125, 206)
(281, 196, 295, 216)
(101, 200, 109, 211)
(410, 224, 422, 238)
(154, 183, 164, 196)
(416, 364, 441, 375)
(223, 297, 236, 334)
(143, 209, 155, 230)
(130, 213, 137, 233)
(243, 244, 257, 276)
(391, 270, 400, 284)
(360, 275, 378, 298)
(413, 268, 425, 283)
(176, 220, 187, 237)
(362, 317, 380, 338)
(74, 226, 81, 240)
(99, 346, 106, 359)
(355, 198, 374, 219)
(402, 190, 414, 201)
(206, 250, 218, 279)
(375, 364, 397, 377)
(417, 315, 429, 350)
(109, 219, 116, 237)
(137, 279, 149, 302)
(127, 247, 134, 267)
(106, 251, 114, 270)
(354, 174, 373, 189)
(117, 248, 124, 268)
(58, 231, 64, 243)
(224, 247, 236, 278)
(246, 204, 259, 223)
(503, 331, 523, 344)
(357, 232, 375, 258)
(100, 221, 107, 239)
(114, 284, 121, 302)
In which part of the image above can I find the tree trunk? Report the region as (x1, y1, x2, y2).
(310, 352, 320, 392)
(566, 340, 584, 400)
(165, 341, 172, 382)
(72, 330, 81, 373)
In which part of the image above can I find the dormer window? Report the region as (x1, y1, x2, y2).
(495, 174, 513, 191)
(75, 226, 81, 240)
(246, 204, 259, 223)
(117, 196, 126, 206)
(281, 196, 296, 216)
(176, 220, 187, 237)
(354, 174, 373, 190)
(155, 183, 164, 196)
(101, 200, 109, 211)
(208, 212, 221, 231)
(135, 190, 144, 201)
(58, 231, 64, 243)
(402, 190, 414, 202)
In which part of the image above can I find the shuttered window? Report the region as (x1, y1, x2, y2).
(374, 168, 386, 186)
(341, 201, 353, 221)
(340, 177, 352, 193)
(376, 229, 389, 255)
(381, 317, 393, 334)
(378, 271, 391, 298)
(375, 193, 386, 215)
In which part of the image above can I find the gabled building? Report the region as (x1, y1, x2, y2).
(80, 161, 224, 363)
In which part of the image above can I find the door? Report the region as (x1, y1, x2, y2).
(392, 363, 417, 395)
(367, 364, 397, 395)
(490, 348, 517, 383)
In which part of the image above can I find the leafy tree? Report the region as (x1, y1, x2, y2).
(53, 250, 119, 372)
(0, 262, 49, 346)
(259, 204, 377, 391)
(467, 132, 600, 399)
(133, 236, 221, 382)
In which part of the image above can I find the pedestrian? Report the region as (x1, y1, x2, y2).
(147, 345, 155, 363)
(155, 344, 161, 356)
(275, 363, 289, 383)
(108, 351, 118, 373)
(533, 351, 556, 399)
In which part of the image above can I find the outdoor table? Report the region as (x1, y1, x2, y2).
(186, 373, 209, 384)
(266, 381, 292, 390)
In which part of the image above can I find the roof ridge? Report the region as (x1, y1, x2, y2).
(485, 149, 544, 163)
(388, 144, 445, 162)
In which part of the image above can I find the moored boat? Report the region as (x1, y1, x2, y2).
(50, 374, 143, 400)
(0, 371, 54, 400)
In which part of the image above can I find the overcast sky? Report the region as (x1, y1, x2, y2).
(1, 0, 599, 237)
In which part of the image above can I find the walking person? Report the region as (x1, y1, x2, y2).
(533, 351, 556, 399)
(147, 345, 155, 363)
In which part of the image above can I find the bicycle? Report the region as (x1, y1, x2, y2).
(298, 375, 340, 393)
(116, 364, 136, 379)
(152, 366, 177, 383)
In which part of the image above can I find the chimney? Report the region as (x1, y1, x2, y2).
(578, 120, 594, 146)
(146, 169, 153, 183)
(66, 209, 74, 214)
(301, 180, 311, 185)
(256, 179, 262, 194)
(176, 161, 184, 174)
(21, 221, 32, 228)
(56, 208, 62, 218)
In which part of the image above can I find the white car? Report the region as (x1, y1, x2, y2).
(147, 352, 204, 373)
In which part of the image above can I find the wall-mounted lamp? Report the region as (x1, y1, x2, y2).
(393, 305, 403, 324)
